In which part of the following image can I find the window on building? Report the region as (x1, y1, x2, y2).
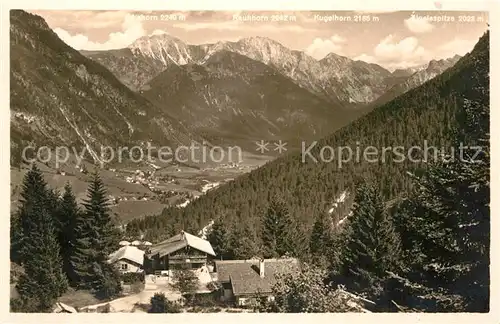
(121, 263, 128, 270)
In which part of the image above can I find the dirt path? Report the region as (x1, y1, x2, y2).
(80, 276, 182, 313)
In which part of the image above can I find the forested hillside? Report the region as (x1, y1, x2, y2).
(126, 31, 489, 249)
(10, 10, 198, 167)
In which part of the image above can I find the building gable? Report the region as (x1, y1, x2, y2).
(215, 258, 299, 296)
(146, 231, 216, 258)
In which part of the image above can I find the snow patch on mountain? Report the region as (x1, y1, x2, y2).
(338, 211, 354, 226)
(201, 181, 221, 193)
(176, 199, 190, 208)
(198, 219, 215, 240)
(13, 111, 36, 123)
(328, 190, 349, 214)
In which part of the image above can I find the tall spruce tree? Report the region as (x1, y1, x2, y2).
(338, 183, 401, 292)
(70, 172, 121, 298)
(261, 195, 297, 258)
(230, 221, 260, 260)
(56, 183, 80, 284)
(12, 164, 49, 264)
(207, 218, 230, 260)
(70, 215, 94, 289)
(309, 213, 333, 267)
(14, 165, 68, 312)
(83, 172, 117, 255)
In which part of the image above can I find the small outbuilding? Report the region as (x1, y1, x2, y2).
(108, 245, 145, 273)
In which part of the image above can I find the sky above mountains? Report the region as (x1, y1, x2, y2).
(31, 10, 488, 70)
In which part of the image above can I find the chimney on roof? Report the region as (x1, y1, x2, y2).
(180, 230, 185, 240)
(259, 258, 265, 278)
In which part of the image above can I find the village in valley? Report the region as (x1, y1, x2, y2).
(10, 149, 269, 224)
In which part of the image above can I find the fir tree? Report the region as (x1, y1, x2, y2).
(14, 165, 68, 312)
(338, 183, 401, 292)
(309, 213, 333, 266)
(56, 183, 80, 284)
(71, 172, 122, 298)
(207, 218, 230, 260)
(261, 195, 297, 258)
(12, 164, 50, 264)
(230, 221, 260, 260)
(70, 213, 96, 289)
(83, 172, 117, 254)
(93, 262, 123, 300)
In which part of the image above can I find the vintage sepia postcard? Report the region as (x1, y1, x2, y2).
(1, 0, 497, 323)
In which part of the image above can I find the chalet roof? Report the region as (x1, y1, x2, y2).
(108, 245, 144, 265)
(53, 302, 77, 313)
(146, 231, 216, 258)
(214, 258, 299, 296)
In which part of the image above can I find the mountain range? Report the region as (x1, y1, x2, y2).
(11, 9, 466, 167)
(82, 34, 461, 106)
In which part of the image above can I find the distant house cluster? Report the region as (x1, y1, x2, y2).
(108, 230, 299, 305)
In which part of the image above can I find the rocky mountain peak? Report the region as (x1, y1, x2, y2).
(237, 36, 284, 47)
(128, 33, 184, 49)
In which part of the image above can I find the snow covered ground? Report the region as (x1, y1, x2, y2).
(201, 181, 221, 193)
(328, 190, 348, 214)
(198, 220, 214, 240)
(176, 199, 190, 208)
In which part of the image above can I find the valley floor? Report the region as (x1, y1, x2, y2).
(10, 151, 273, 223)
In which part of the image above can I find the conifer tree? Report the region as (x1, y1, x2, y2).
(12, 164, 49, 264)
(56, 183, 80, 284)
(207, 218, 230, 260)
(338, 183, 401, 292)
(262, 198, 284, 258)
(70, 210, 97, 289)
(83, 172, 117, 254)
(14, 165, 68, 312)
(10, 213, 22, 264)
(230, 221, 260, 260)
(171, 265, 200, 302)
(261, 195, 297, 258)
(70, 172, 121, 298)
(309, 213, 333, 266)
